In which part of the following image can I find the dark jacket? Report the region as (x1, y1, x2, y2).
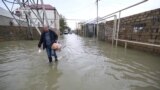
(38, 29, 58, 49)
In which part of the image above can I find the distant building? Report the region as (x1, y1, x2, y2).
(0, 7, 27, 26)
(77, 22, 96, 37)
(15, 4, 60, 30)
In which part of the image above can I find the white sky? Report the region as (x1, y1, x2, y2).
(0, 0, 160, 29)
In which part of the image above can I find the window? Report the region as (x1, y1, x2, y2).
(133, 23, 146, 33)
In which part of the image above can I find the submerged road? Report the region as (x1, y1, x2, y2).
(0, 34, 160, 90)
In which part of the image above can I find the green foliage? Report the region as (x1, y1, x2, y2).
(59, 15, 67, 33)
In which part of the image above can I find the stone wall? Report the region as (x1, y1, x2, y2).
(98, 8, 160, 55)
(119, 8, 160, 44)
(0, 25, 42, 42)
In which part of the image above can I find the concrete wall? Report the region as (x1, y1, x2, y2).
(0, 25, 42, 42)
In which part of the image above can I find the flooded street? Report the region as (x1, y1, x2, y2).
(0, 34, 160, 90)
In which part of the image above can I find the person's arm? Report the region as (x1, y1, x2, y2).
(54, 31, 58, 41)
(38, 33, 44, 48)
(50, 30, 58, 43)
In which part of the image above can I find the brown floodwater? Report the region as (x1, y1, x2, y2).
(0, 34, 160, 90)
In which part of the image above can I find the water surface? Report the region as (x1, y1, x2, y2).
(0, 34, 160, 90)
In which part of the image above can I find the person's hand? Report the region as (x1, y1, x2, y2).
(38, 48, 42, 53)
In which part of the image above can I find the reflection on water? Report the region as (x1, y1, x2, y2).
(0, 34, 160, 90)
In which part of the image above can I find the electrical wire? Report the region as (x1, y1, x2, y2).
(84, 0, 147, 23)
(66, 19, 86, 21)
(3, 0, 28, 4)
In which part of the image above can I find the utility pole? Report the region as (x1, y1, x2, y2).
(54, 8, 57, 29)
(96, 0, 100, 38)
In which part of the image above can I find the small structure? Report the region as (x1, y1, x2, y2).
(15, 4, 60, 30)
(0, 7, 27, 26)
(78, 22, 96, 37)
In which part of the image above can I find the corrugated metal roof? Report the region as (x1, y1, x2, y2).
(28, 4, 55, 10)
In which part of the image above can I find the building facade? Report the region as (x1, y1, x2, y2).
(15, 4, 60, 30)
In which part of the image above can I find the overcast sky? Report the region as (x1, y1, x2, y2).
(0, 0, 160, 29)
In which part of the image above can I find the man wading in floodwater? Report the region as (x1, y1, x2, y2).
(38, 26, 58, 63)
